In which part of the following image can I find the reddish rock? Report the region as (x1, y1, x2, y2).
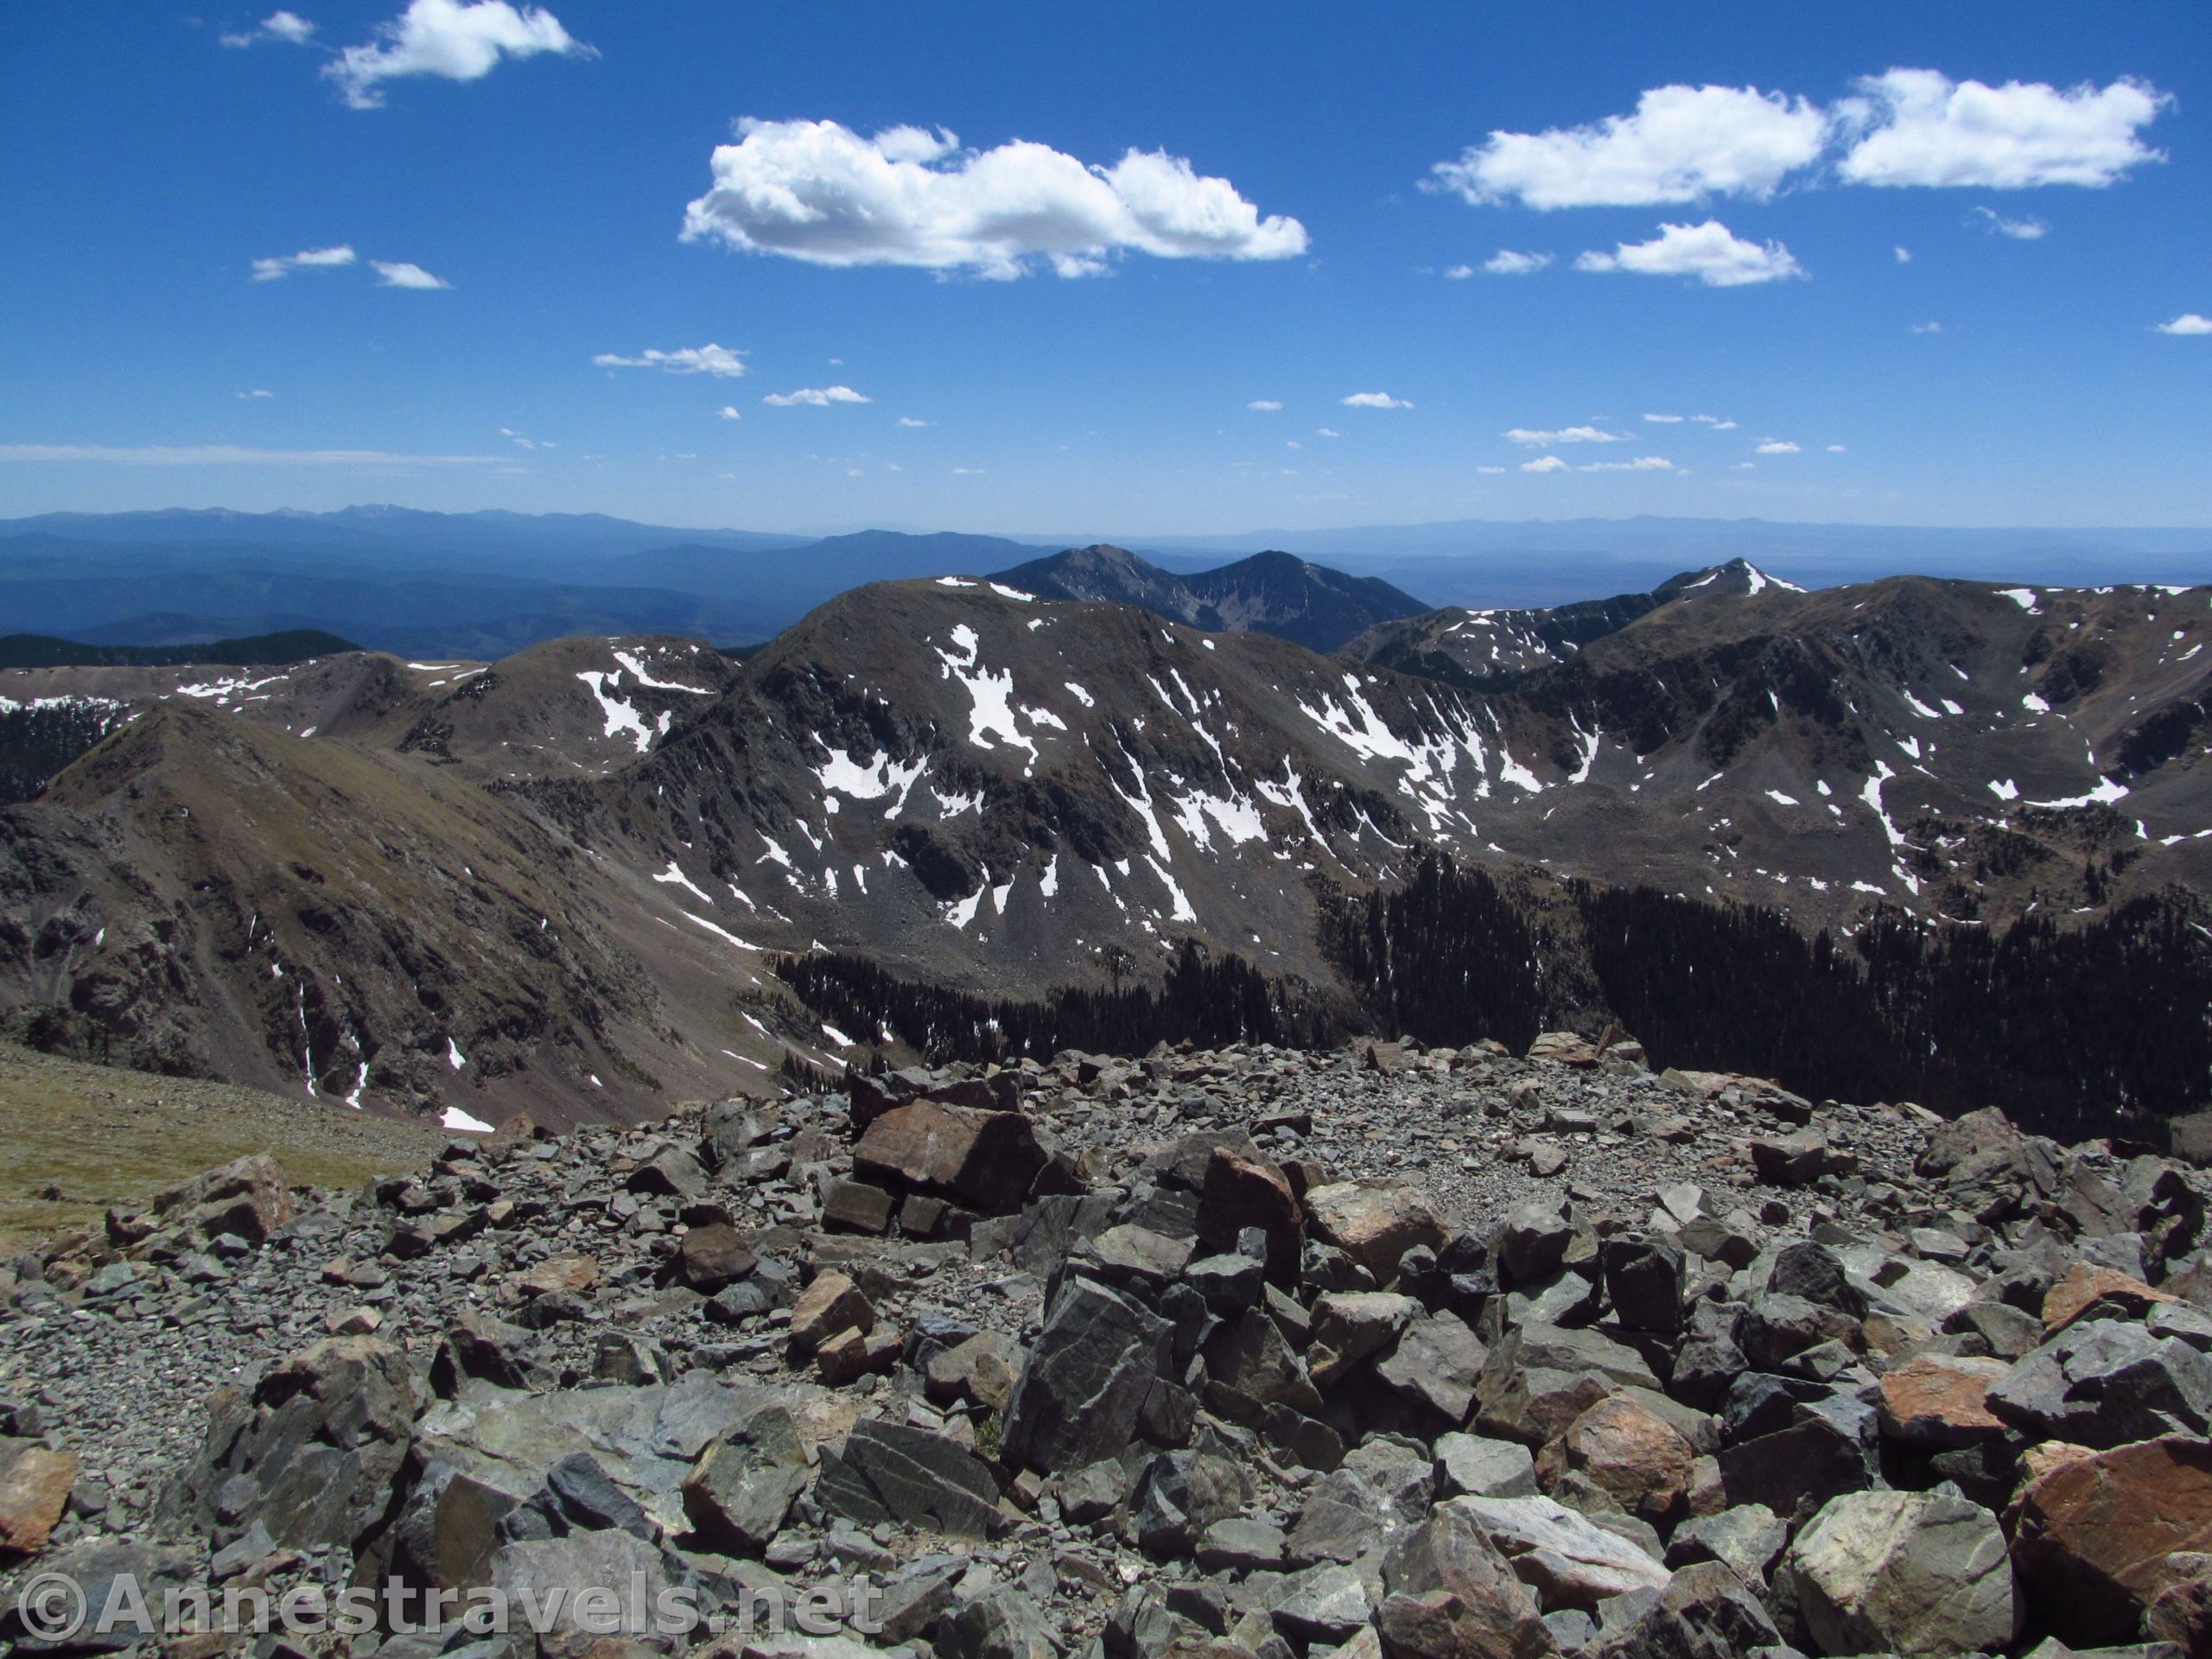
(1877, 1355, 2013, 1448)
(674, 1224, 755, 1292)
(1303, 1181, 1447, 1280)
(1524, 1032, 1599, 1067)
(0, 1443, 79, 1555)
(1538, 1395, 1697, 1524)
(512, 1253, 599, 1297)
(2011, 1433, 2212, 1649)
(853, 1100, 1049, 1215)
(151, 1153, 296, 1243)
(789, 1271, 873, 1355)
(1196, 1147, 1303, 1287)
(2041, 1262, 2176, 1334)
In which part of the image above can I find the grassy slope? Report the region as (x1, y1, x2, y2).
(0, 1040, 445, 1253)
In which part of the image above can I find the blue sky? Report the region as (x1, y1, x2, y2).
(1, 1, 2206, 535)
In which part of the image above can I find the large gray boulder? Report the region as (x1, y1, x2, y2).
(1378, 1497, 1559, 1659)
(680, 1405, 809, 1554)
(1460, 1494, 1672, 1612)
(1001, 1274, 1173, 1472)
(1986, 1319, 2212, 1446)
(1779, 1490, 2016, 1657)
(816, 1420, 1001, 1538)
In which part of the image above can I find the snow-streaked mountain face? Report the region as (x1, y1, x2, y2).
(3, 566, 2206, 1121)
(567, 570, 2212, 994)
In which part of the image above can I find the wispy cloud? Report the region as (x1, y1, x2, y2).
(1643, 413, 1684, 423)
(372, 259, 450, 288)
(1911, 321, 1943, 334)
(1754, 439, 1802, 454)
(895, 416, 930, 427)
(221, 10, 316, 48)
(1247, 399, 1282, 411)
(715, 405, 742, 420)
(1971, 206, 2048, 240)
(762, 385, 871, 406)
(1505, 425, 1624, 446)
(593, 343, 747, 378)
(1482, 250, 1554, 275)
(251, 244, 357, 282)
(237, 389, 275, 399)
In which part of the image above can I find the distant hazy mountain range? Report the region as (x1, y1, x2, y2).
(1, 505, 2203, 656)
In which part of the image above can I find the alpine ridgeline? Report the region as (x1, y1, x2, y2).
(1, 556, 2206, 1138)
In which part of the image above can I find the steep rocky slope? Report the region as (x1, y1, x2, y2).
(0, 569, 2204, 1127)
(4, 1039, 2210, 1657)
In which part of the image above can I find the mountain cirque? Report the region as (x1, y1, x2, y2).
(0, 565, 2207, 1124)
(3, 1038, 2212, 1658)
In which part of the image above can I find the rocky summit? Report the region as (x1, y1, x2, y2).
(5, 1035, 2212, 1659)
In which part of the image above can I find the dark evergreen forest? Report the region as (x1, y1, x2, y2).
(776, 852, 2209, 1143)
(0, 701, 129, 804)
(1330, 853, 2211, 1142)
(775, 938, 1344, 1065)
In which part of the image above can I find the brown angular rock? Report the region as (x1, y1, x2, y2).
(789, 1271, 873, 1355)
(853, 1101, 1049, 1215)
(674, 1224, 755, 1293)
(1379, 1497, 1560, 1659)
(1876, 1354, 2013, 1448)
(512, 1253, 599, 1297)
(0, 1443, 79, 1555)
(1303, 1181, 1447, 1281)
(1538, 1395, 1696, 1525)
(2010, 1433, 2212, 1649)
(150, 1153, 296, 1244)
(1196, 1147, 1302, 1287)
(2041, 1261, 2176, 1334)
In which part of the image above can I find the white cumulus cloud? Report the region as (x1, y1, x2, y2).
(372, 259, 450, 288)
(222, 10, 317, 47)
(1341, 392, 1414, 410)
(715, 405, 741, 421)
(1836, 70, 2168, 189)
(1755, 439, 1802, 454)
(250, 244, 357, 282)
(1431, 84, 1828, 210)
(593, 343, 747, 378)
(1247, 399, 1282, 410)
(1518, 455, 1572, 474)
(762, 385, 871, 407)
(1575, 220, 1805, 287)
(1505, 425, 1624, 446)
(1972, 206, 2048, 240)
(2158, 314, 2212, 336)
(1580, 456, 1675, 472)
(327, 0, 590, 110)
(1643, 413, 1684, 423)
(1483, 250, 1554, 275)
(680, 118, 1307, 281)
